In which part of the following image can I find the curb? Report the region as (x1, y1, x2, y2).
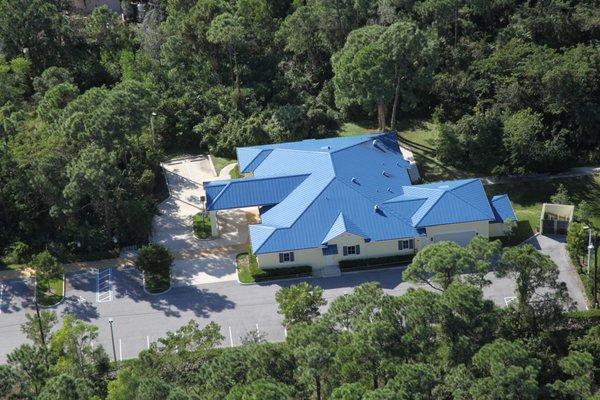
(207, 154, 218, 177)
(36, 274, 66, 309)
(142, 271, 173, 296)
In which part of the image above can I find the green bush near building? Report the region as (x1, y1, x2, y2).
(193, 213, 212, 239)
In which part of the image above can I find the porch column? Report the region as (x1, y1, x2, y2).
(210, 210, 220, 237)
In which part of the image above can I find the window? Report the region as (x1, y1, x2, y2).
(278, 252, 295, 263)
(343, 245, 360, 256)
(398, 239, 415, 251)
(322, 244, 338, 256)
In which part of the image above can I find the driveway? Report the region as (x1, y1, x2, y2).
(152, 156, 249, 285)
(525, 234, 589, 310)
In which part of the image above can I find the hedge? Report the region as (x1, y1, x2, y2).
(564, 308, 600, 330)
(254, 266, 312, 282)
(339, 254, 415, 272)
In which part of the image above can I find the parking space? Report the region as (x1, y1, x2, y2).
(97, 268, 113, 303)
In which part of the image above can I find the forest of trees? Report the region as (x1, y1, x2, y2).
(1, 241, 599, 399)
(1, 0, 599, 259)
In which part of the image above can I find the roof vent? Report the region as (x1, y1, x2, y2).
(351, 177, 357, 184)
(374, 204, 380, 212)
(387, 187, 392, 192)
(372, 139, 379, 147)
(320, 145, 330, 150)
(382, 170, 389, 177)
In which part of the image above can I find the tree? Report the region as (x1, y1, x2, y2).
(550, 183, 571, 205)
(21, 310, 57, 346)
(332, 25, 392, 130)
(465, 236, 501, 288)
(135, 378, 173, 400)
(403, 241, 471, 291)
(156, 320, 223, 353)
(567, 222, 587, 263)
(0, 365, 18, 398)
(470, 339, 541, 400)
(497, 245, 572, 334)
(437, 282, 497, 365)
(49, 314, 109, 379)
(37, 374, 95, 400)
(135, 244, 174, 277)
(0, 0, 73, 71)
(275, 282, 326, 327)
(329, 382, 368, 400)
(225, 379, 295, 400)
(548, 351, 594, 399)
(377, 20, 438, 128)
(575, 200, 593, 226)
(7, 344, 52, 397)
(30, 251, 63, 281)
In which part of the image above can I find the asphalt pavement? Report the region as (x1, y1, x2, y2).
(0, 235, 588, 363)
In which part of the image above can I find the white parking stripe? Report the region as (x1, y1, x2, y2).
(97, 269, 113, 303)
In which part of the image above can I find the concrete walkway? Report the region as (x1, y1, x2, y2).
(154, 156, 249, 285)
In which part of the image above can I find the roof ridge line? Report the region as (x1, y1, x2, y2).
(261, 176, 336, 230)
(328, 134, 381, 154)
(446, 180, 494, 218)
(335, 176, 415, 227)
(412, 191, 445, 226)
(207, 181, 232, 208)
(249, 225, 277, 254)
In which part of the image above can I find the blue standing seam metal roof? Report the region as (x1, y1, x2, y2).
(490, 194, 517, 223)
(203, 133, 517, 254)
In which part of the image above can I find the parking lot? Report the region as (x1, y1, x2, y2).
(0, 234, 589, 363)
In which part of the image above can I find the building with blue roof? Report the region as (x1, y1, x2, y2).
(204, 133, 517, 273)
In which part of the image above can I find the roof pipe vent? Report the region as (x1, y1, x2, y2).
(351, 177, 357, 184)
(382, 170, 389, 177)
(372, 139, 379, 147)
(387, 187, 392, 192)
(374, 204, 380, 212)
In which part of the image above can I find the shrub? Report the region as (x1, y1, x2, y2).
(193, 213, 212, 239)
(136, 244, 173, 276)
(566, 222, 586, 263)
(339, 254, 415, 272)
(30, 251, 63, 281)
(3, 241, 30, 265)
(255, 266, 312, 282)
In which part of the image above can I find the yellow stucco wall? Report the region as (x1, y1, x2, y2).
(489, 222, 505, 237)
(424, 220, 490, 238)
(256, 233, 415, 270)
(256, 220, 494, 270)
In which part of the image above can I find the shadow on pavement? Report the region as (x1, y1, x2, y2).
(0, 279, 34, 314)
(258, 266, 406, 291)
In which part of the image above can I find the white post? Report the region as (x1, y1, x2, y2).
(210, 210, 220, 237)
(587, 228, 594, 275)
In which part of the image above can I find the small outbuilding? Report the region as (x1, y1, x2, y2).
(540, 203, 574, 235)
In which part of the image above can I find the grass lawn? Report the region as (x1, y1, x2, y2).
(36, 276, 64, 306)
(144, 272, 171, 293)
(210, 155, 236, 175)
(486, 174, 600, 244)
(338, 121, 378, 136)
(193, 213, 212, 239)
(236, 249, 262, 284)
